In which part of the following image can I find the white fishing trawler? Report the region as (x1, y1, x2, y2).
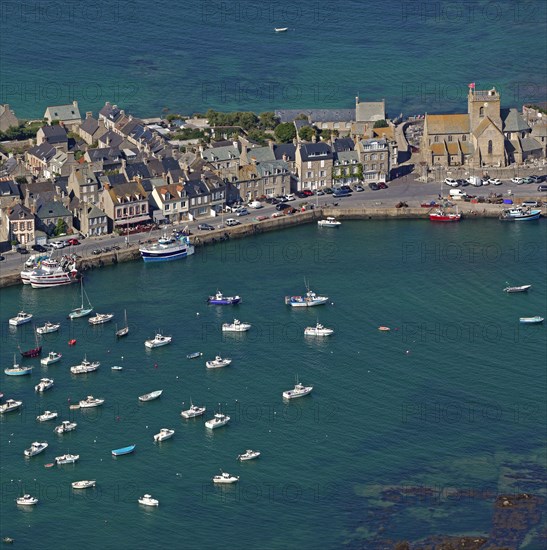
(40, 351, 62, 366)
(35, 378, 54, 392)
(222, 319, 252, 332)
(144, 333, 172, 348)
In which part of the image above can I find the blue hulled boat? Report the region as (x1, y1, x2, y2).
(139, 235, 195, 262)
(499, 207, 541, 221)
(112, 444, 136, 456)
(207, 291, 241, 305)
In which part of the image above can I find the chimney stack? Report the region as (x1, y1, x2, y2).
(86, 111, 93, 119)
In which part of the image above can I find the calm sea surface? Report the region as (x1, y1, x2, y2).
(0, 220, 545, 547)
(2, 0, 546, 118)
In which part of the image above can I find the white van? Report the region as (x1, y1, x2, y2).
(449, 189, 467, 199)
(249, 200, 263, 209)
(467, 176, 482, 187)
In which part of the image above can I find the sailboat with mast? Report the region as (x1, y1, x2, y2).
(68, 278, 93, 319)
(116, 310, 129, 338)
(19, 326, 42, 358)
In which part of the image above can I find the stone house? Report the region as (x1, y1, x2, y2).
(150, 183, 188, 223)
(25, 143, 57, 176)
(36, 125, 68, 152)
(295, 142, 334, 190)
(228, 160, 291, 203)
(333, 150, 361, 185)
(0, 179, 21, 208)
(0, 104, 18, 132)
(201, 142, 240, 181)
(35, 200, 73, 235)
(79, 112, 107, 145)
(84, 147, 123, 172)
(44, 101, 82, 129)
(356, 138, 390, 183)
(6, 203, 35, 245)
(78, 203, 109, 237)
(68, 165, 100, 205)
(101, 180, 150, 230)
(183, 169, 226, 220)
(98, 102, 125, 129)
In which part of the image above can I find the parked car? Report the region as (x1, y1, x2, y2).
(50, 241, 66, 249)
(236, 208, 249, 217)
(67, 238, 80, 246)
(276, 203, 292, 211)
(511, 177, 525, 184)
(17, 247, 29, 254)
(488, 178, 502, 185)
(377, 182, 388, 189)
(354, 185, 364, 192)
(0, 255, 5, 261)
(225, 218, 240, 226)
(333, 188, 351, 197)
(537, 184, 547, 192)
(456, 179, 467, 187)
(521, 201, 539, 207)
(481, 179, 490, 186)
(31, 244, 47, 252)
(324, 187, 333, 194)
(248, 201, 263, 209)
(302, 189, 313, 197)
(368, 182, 379, 191)
(198, 223, 215, 231)
(285, 194, 296, 201)
(295, 191, 307, 198)
(444, 178, 458, 187)
(315, 190, 325, 196)
(528, 175, 541, 183)
(522, 177, 534, 184)
(467, 176, 482, 187)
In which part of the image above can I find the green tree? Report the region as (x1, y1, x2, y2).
(259, 112, 279, 130)
(247, 129, 269, 145)
(296, 113, 309, 120)
(373, 119, 389, 128)
(54, 218, 67, 236)
(298, 126, 315, 141)
(15, 176, 27, 185)
(274, 123, 296, 143)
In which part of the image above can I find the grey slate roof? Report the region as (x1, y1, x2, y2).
(86, 147, 122, 163)
(246, 146, 276, 163)
(80, 116, 100, 135)
(99, 103, 122, 123)
(0, 179, 20, 198)
(501, 108, 531, 133)
(28, 143, 57, 162)
(256, 160, 289, 177)
(41, 125, 68, 143)
(298, 142, 333, 161)
(99, 130, 124, 148)
(333, 137, 355, 152)
(335, 150, 360, 164)
(45, 103, 81, 122)
(521, 137, 542, 153)
(124, 162, 151, 180)
(8, 203, 33, 220)
(273, 143, 296, 161)
(36, 200, 72, 220)
(202, 144, 240, 162)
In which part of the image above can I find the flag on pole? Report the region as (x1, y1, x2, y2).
(468, 82, 475, 89)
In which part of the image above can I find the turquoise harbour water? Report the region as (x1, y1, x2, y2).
(0, 220, 546, 548)
(1, 0, 546, 118)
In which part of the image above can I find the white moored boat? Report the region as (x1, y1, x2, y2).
(35, 378, 54, 392)
(138, 494, 159, 506)
(88, 313, 114, 325)
(37, 410, 58, 422)
(0, 399, 23, 413)
(139, 390, 163, 402)
(222, 319, 252, 332)
(36, 322, 61, 334)
(72, 480, 96, 489)
(304, 323, 334, 336)
(237, 449, 261, 461)
(181, 401, 206, 418)
(54, 420, 77, 434)
(40, 351, 62, 366)
(153, 428, 175, 442)
(144, 333, 172, 349)
(285, 283, 329, 307)
(16, 494, 38, 506)
(519, 316, 544, 324)
(9, 311, 33, 326)
(29, 258, 77, 288)
(213, 471, 239, 484)
(205, 413, 230, 429)
(139, 234, 194, 263)
(503, 284, 531, 293)
(317, 216, 341, 227)
(79, 395, 104, 408)
(70, 357, 100, 374)
(55, 453, 79, 465)
(283, 380, 313, 400)
(24, 441, 48, 457)
(206, 356, 232, 369)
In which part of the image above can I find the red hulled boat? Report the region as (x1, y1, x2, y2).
(429, 208, 462, 222)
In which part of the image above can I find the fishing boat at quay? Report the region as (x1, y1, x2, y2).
(139, 235, 195, 262)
